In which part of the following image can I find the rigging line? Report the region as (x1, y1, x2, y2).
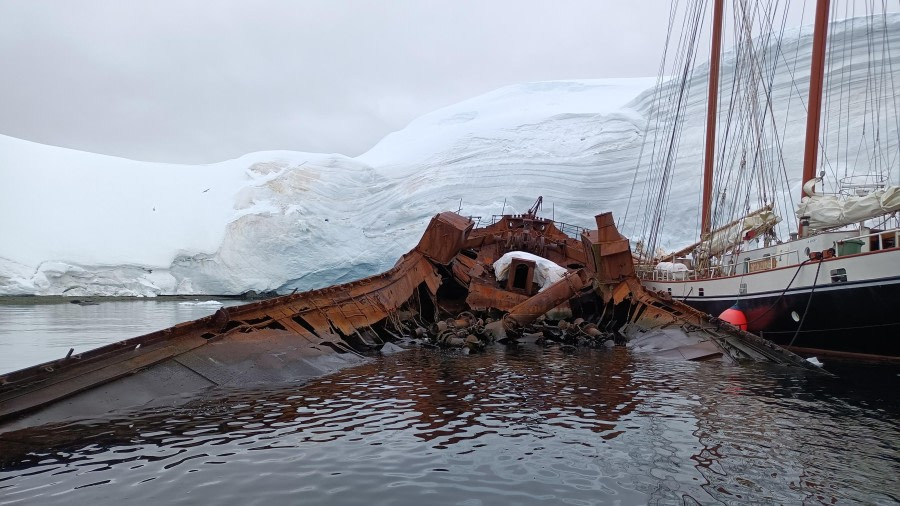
(882, 6, 900, 180)
(717, 0, 767, 234)
(744, 258, 813, 326)
(770, 0, 810, 232)
(839, 0, 853, 178)
(788, 258, 823, 348)
(818, 0, 848, 185)
(777, 0, 809, 233)
(873, 0, 887, 177)
(846, 0, 858, 176)
(621, 0, 682, 232)
(863, 0, 878, 177)
(822, 0, 836, 183)
(641, 0, 703, 247)
(741, 0, 784, 212)
(638, 0, 691, 240)
(850, 6, 877, 176)
(762, 3, 795, 215)
(644, 1, 707, 260)
(707, 0, 744, 237)
(877, 1, 895, 179)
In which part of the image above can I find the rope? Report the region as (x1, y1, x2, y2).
(788, 258, 823, 347)
(744, 257, 812, 327)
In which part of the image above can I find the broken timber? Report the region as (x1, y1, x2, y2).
(0, 207, 826, 429)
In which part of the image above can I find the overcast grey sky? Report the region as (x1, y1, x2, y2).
(0, 1, 691, 163)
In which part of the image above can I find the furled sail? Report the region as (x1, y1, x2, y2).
(696, 210, 781, 258)
(796, 179, 900, 229)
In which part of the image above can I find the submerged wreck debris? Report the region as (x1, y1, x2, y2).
(0, 204, 826, 430)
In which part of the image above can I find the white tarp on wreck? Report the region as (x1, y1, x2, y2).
(493, 251, 568, 292)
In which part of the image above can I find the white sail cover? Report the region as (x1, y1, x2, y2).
(493, 251, 568, 292)
(696, 210, 781, 257)
(797, 185, 900, 229)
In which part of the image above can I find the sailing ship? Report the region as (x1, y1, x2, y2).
(636, 0, 900, 358)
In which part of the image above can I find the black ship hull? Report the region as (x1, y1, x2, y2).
(684, 276, 900, 357)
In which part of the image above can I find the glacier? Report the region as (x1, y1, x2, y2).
(2, 14, 899, 297)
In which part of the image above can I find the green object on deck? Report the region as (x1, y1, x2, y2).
(838, 239, 864, 256)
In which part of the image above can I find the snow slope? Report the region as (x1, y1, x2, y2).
(2, 15, 898, 296)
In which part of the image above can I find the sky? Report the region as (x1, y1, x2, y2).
(4, 1, 887, 165)
(0, 1, 679, 164)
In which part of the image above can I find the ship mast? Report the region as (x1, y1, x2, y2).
(701, 0, 725, 237)
(800, 0, 831, 233)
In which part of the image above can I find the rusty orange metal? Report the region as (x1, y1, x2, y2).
(504, 270, 587, 328)
(0, 203, 824, 427)
(416, 212, 474, 265)
(465, 277, 528, 312)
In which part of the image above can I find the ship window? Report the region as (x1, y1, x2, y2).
(739, 283, 747, 295)
(830, 268, 847, 283)
(698, 288, 704, 297)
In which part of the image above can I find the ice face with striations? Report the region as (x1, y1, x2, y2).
(2, 14, 899, 296)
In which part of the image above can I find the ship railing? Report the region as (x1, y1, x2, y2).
(636, 248, 803, 281)
(488, 215, 587, 239)
(837, 227, 900, 255)
(736, 249, 801, 274)
(635, 265, 692, 281)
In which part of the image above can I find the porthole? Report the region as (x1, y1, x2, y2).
(791, 311, 800, 322)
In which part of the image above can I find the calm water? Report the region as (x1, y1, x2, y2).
(0, 299, 246, 374)
(0, 302, 898, 504)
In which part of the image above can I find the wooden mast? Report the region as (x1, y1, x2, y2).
(701, 0, 725, 237)
(800, 0, 831, 233)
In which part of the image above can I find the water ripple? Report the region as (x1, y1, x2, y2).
(1, 346, 898, 505)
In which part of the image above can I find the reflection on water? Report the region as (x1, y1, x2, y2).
(1, 343, 897, 505)
(0, 300, 245, 373)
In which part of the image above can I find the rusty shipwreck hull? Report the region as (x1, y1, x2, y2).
(0, 238, 447, 428)
(0, 208, 825, 430)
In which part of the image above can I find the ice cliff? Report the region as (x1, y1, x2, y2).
(2, 15, 898, 296)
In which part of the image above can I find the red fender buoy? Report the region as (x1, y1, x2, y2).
(719, 305, 748, 330)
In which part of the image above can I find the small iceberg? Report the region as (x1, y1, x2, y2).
(178, 300, 224, 306)
(806, 356, 824, 368)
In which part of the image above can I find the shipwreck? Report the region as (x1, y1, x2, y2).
(0, 203, 825, 433)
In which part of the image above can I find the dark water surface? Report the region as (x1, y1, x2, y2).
(2, 340, 898, 505)
(1, 301, 898, 504)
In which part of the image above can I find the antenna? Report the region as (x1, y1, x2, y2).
(501, 198, 507, 215)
